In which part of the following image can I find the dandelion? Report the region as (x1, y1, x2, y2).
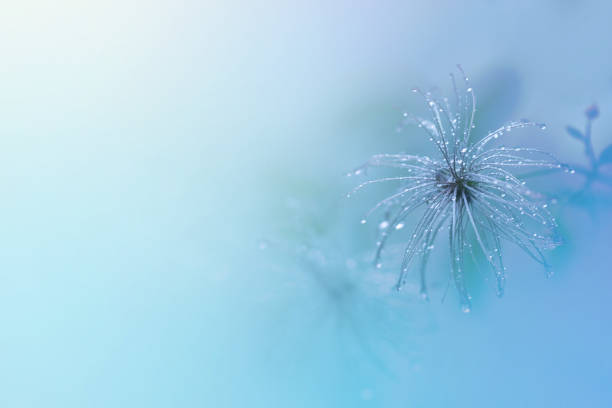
(348, 66, 562, 311)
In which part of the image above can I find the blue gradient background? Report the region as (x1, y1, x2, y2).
(1, 1, 611, 407)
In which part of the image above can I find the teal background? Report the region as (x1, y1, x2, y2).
(0, 1, 611, 407)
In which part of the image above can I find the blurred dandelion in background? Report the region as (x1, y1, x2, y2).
(257, 199, 432, 375)
(349, 67, 564, 312)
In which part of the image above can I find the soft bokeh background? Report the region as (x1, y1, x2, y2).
(1, 1, 611, 407)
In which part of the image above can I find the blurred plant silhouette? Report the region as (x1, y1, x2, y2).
(561, 104, 612, 208)
(349, 67, 563, 312)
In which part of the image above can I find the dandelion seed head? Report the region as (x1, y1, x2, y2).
(350, 67, 561, 310)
